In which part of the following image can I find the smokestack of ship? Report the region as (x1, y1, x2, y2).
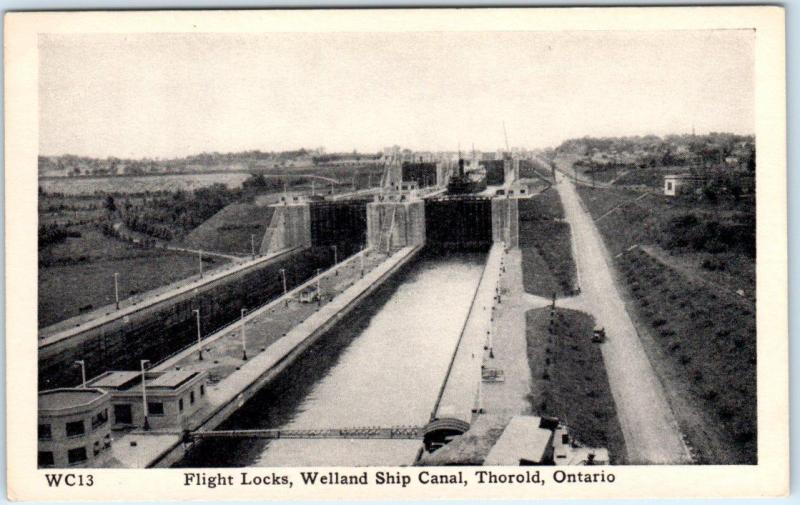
(458, 158, 465, 178)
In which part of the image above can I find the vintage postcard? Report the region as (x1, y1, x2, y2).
(4, 6, 787, 501)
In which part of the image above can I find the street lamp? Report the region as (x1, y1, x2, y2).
(75, 360, 86, 388)
(332, 245, 338, 265)
(250, 234, 256, 260)
(140, 360, 150, 431)
(192, 309, 203, 361)
(279, 268, 287, 294)
(198, 250, 204, 279)
(240, 308, 248, 361)
(113, 272, 120, 310)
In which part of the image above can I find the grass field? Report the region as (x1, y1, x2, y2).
(617, 248, 756, 463)
(178, 202, 276, 255)
(38, 229, 228, 327)
(576, 185, 754, 297)
(518, 189, 577, 297)
(39, 172, 252, 195)
(576, 185, 756, 463)
(525, 307, 626, 463)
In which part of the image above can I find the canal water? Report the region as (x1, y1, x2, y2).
(177, 252, 486, 467)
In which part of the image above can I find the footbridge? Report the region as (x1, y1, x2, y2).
(191, 426, 424, 440)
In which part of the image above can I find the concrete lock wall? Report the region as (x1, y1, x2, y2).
(261, 204, 312, 254)
(491, 197, 519, 248)
(366, 201, 426, 253)
(425, 198, 493, 250)
(309, 201, 368, 249)
(504, 159, 520, 183)
(38, 248, 336, 390)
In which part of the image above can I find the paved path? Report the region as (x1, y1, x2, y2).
(481, 248, 549, 419)
(553, 175, 691, 464)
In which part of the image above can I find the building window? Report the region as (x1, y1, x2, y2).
(200, 385, 205, 396)
(667, 182, 673, 191)
(178, 398, 184, 412)
(148, 402, 165, 416)
(65, 420, 85, 438)
(114, 404, 132, 425)
(190, 391, 195, 405)
(92, 409, 108, 430)
(67, 447, 88, 465)
(38, 424, 52, 440)
(38, 451, 55, 468)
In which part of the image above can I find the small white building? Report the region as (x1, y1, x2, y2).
(664, 174, 706, 196)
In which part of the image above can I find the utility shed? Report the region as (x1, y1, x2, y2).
(664, 174, 705, 196)
(484, 416, 555, 466)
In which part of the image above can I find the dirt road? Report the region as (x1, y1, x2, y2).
(554, 175, 692, 464)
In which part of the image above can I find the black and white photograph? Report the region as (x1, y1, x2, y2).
(5, 6, 788, 500)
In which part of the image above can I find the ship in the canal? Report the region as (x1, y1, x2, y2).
(447, 158, 487, 195)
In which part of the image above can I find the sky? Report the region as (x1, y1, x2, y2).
(39, 30, 755, 159)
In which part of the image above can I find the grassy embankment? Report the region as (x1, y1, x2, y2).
(518, 189, 577, 298)
(38, 229, 227, 328)
(179, 202, 276, 256)
(38, 180, 252, 328)
(525, 307, 626, 463)
(577, 185, 756, 464)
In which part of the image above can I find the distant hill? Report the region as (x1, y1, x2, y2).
(177, 201, 276, 256)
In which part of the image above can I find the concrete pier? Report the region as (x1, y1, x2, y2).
(366, 199, 425, 253)
(491, 198, 519, 248)
(107, 246, 421, 468)
(261, 202, 311, 254)
(426, 243, 503, 439)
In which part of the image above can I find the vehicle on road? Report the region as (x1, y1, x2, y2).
(592, 326, 606, 343)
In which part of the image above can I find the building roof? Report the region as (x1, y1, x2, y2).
(87, 370, 203, 392)
(484, 416, 553, 465)
(87, 371, 140, 389)
(39, 388, 108, 412)
(146, 370, 198, 389)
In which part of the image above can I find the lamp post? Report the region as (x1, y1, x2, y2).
(192, 309, 203, 360)
(140, 359, 150, 431)
(360, 247, 365, 277)
(198, 250, 204, 279)
(75, 360, 86, 388)
(315, 268, 322, 303)
(240, 308, 248, 361)
(279, 269, 287, 294)
(113, 272, 120, 310)
(250, 234, 256, 260)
